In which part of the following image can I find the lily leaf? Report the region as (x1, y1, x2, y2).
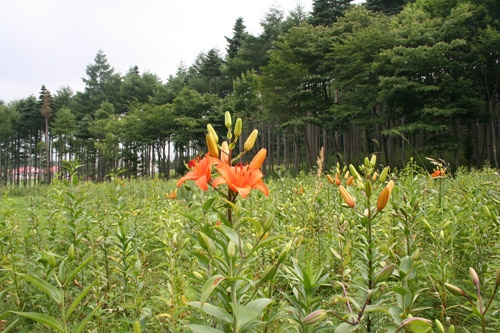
(20, 274, 62, 305)
(11, 311, 63, 332)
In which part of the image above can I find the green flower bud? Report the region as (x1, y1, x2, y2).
(278, 243, 291, 264)
(444, 283, 467, 297)
(435, 319, 445, 333)
(244, 129, 258, 152)
(349, 164, 361, 180)
(234, 118, 243, 138)
(259, 265, 276, 283)
(225, 111, 232, 129)
(379, 166, 389, 182)
(374, 263, 395, 283)
(302, 309, 327, 325)
(365, 180, 372, 198)
(133, 320, 141, 333)
(370, 154, 377, 167)
(68, 244, 75, 261)
(227, 241, 236, 259)
(198, 231, 215, 256)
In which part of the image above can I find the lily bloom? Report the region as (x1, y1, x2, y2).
(431, 169, 444, 178)
(177, 153, 220, 191)
(212, 148, 269, 199)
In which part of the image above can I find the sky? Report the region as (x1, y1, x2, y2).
(1, 0, 363, 104)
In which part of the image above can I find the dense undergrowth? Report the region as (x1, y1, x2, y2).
(1, 161, 500, 332)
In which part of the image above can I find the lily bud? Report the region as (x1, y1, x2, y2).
(386, 179, 394, 193)
(225, 111, 232, 129)
(469, 267, 480, 286)
(259, 265, 277, 283)
(327, 174, 334, 184)
(302, 309, 327, 325)
(133, 320, 141, 333)
(68, 244, 75, 261)
(379, 166, 389, 182)
(234, 118, 242, 138)
(339, 185, 355, 208)
(244, 129, 259, 152)
(207, 124, 219, 143)
(278, 242, 291, 264)
(198, 231, 215, 256)
(249, 148, 267, 170)
(444, 283, 467, 297)
(374, 263, 395, 283)
(349, 164, 361, 180)
(220, 141, 230, 165)
(377, 187, 390, 211)
(370, 154, 377, 167)
(227, 241, 236, 259)
(206, 133, 219, 158)
(365, 180, 372, 198)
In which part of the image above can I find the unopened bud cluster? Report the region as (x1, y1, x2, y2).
(327, 155, 394, 211)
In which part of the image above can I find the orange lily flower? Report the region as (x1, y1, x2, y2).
(177, 153, 220, 191)
(212, 148, 269, 199)
(431, 169, 444, 178)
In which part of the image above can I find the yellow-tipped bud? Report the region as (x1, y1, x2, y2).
(234, 118, 242, 138)
(206, 133, 219, 158)
(370, 154, 377, 167)
(327, 174, 334, 184)
(339, 185, 355, 208)
(386, 179, 394, 193)
(371, 172, 378, 182)
(220, 141, 230, 165)
(225, 111, 232, 129)
(207, 124, 219, 143)
(244, 129, 259, 152)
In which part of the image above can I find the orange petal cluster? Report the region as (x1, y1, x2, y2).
(177, 153, 220, 191)
(212, 148, 269, 199)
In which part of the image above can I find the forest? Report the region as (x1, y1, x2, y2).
(0, 0, 499, 184)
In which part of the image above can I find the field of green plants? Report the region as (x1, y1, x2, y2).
(1, 157, 499, 332)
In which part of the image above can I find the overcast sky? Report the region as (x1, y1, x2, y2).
(1, 0, 362, 104)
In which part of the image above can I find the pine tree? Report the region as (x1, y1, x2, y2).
(225, 17, 247, 59)
(39, 86, 52, 184)
(309, 0, 354, 26)
(365, 0, 409, 15)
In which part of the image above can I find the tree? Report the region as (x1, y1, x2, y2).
(51, 107, 76, 179)
(119, 66, 162, 112)
(0, 102, 21, 186)
(73, 49, 121, 118)
(39, 86, 52, 184)
(225, 17, 247, 59)
(366, 0, 410, 15)
(309, 0, 354, 26)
